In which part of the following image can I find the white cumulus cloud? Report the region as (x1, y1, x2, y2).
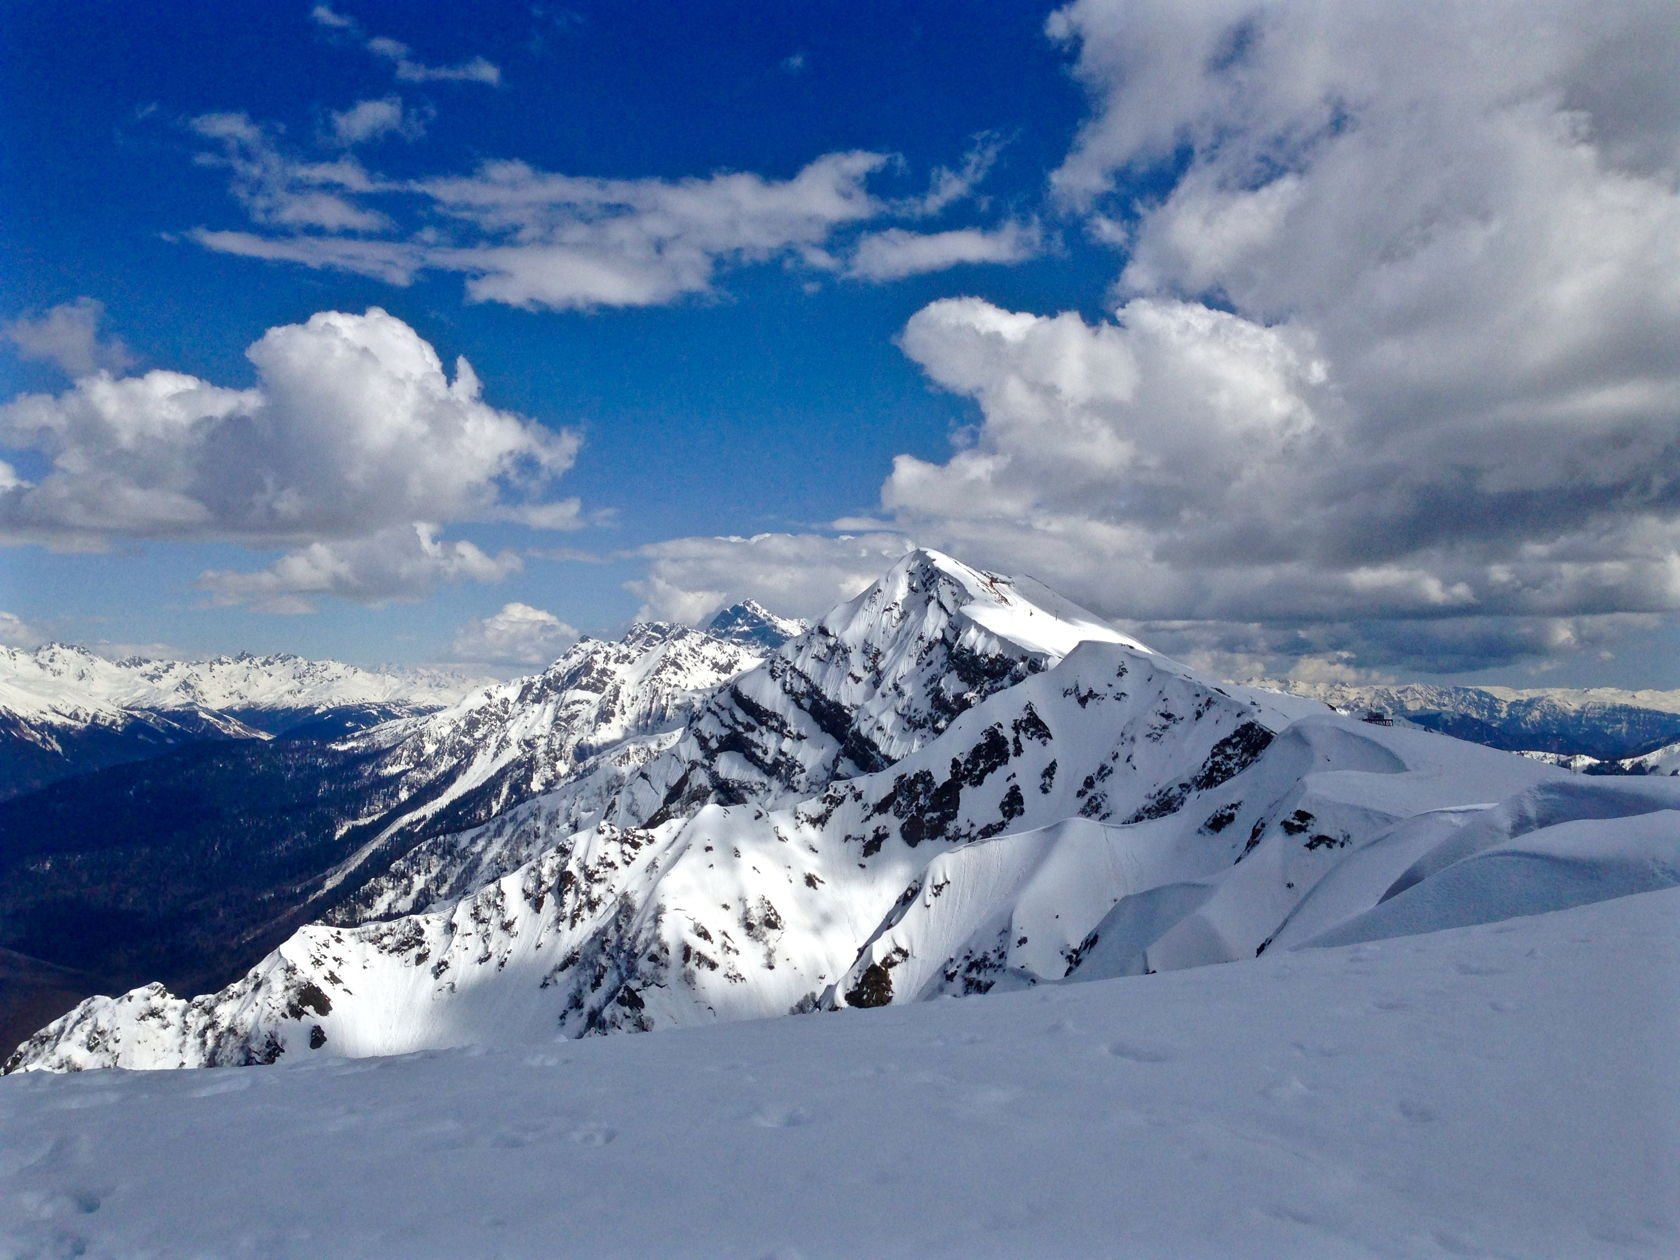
(0, 307, 577, 547)
(3, 298, 137, 380)
(1, 308, 580, 611)
(199, 523, 520, 614)
(838, 0, 1680, 675)
(448, 601, 580, 667)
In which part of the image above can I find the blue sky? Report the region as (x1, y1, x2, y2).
(4, 1, 1680, 687)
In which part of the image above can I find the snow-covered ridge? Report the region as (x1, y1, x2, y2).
(1482, 684, 1680, 715)
(608, 549, 1144, 826)
(310, 620, 766, 911)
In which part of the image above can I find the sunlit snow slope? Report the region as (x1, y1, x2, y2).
(1, 890, 1674, 1258)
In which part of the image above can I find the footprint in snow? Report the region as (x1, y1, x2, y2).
(1454, 962, 1505, 977)
(189, 1074, 254, 1098)
(567, 1121, 616, 1146)
(1291, 1039, 1350, 1059)
(490, 1120, 547, 1149)
(1398, 1098, 1437, 1124)
(16, 1186, 102, 1219)
(1106, 1040, 1173, 1064)
(751, 1105, 814, 1128)
(1264, 1075, 1312, 1103)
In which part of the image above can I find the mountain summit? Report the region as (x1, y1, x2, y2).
(703, 599, 806, 650)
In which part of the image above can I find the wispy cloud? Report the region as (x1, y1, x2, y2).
(181, 116, 1033, 309)
(183, 229, 422, 284)
(311, 5, 501, 86)
(849, 221, 1041, 282)
(412, 152, 889, 308)
(904, 132, 1010, 217)
(188, 140, 900, 310)
(324, 96, 428, 147)
(190, 111, 389, 232)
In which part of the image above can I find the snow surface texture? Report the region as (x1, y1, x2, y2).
(1, 890, 1675, 1258)
(14, 549, 1680, 1073)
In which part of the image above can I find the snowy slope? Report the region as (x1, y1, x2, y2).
(0, 623, 762, 1048)
(2, 889, 1674, 1258)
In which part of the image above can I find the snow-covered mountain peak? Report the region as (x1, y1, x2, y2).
(604, 551, 1147, 827)
(704, 599, 806, 650)
(824, 547, 1144, 663)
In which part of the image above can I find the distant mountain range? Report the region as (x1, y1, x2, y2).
(9, 552, 1678, 1073)
(1251, 679, 1680, 763)
(0, 644, 484, 801)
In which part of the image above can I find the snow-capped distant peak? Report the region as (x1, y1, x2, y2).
(0, 642, 485, 724)
(703, 599, 806, 650)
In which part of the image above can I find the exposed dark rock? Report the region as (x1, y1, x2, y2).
(845, 962, 893, 1008)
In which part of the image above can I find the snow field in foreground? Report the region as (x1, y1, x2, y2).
(2, 887, 1676, 1259)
